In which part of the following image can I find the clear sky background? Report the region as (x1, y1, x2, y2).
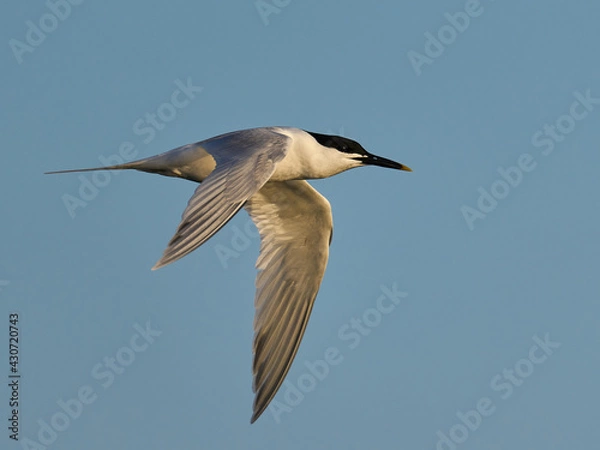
(1, 1, 599, 449)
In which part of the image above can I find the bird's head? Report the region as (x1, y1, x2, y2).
(306, 131, 412, 174)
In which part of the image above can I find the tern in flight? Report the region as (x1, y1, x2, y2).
(47, 126, 412, 422)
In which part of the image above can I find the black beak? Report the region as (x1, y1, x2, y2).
(359, 153, 412, 172)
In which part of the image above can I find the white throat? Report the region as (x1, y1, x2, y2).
(270, 128, 361, 181)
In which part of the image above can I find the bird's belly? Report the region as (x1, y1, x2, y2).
(269, 165, 303, 181)
(174, 147, 216, 182)
(269, 151, 309, 181)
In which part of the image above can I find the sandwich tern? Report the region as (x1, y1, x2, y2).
(47, 126, 412, 422)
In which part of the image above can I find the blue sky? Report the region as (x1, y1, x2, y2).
(1, 1, 599, 449)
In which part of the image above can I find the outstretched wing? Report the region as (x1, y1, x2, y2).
(244, 180, 334, 423)
(153, 129, 291, 269)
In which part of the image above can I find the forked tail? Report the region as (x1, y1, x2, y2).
(45, 166, 128, 175)
(45, 142, 209, 181)
(44, 146, 196, 177)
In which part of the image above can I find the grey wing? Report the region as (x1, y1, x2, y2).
(153, 129, 291, 269)
(244, 180, 334, 423)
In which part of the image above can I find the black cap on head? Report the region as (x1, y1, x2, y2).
(305, 131, 369, 156)
(306, 131, 412, 172)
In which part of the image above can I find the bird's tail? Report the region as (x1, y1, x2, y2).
(45, 164, 133, 175)
(44, 143, 203, 178)
(44, 156, 160, 175)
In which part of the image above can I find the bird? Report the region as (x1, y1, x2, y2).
(47, 126, 412, 422)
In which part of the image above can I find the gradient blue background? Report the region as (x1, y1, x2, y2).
(2, 1, 599, 449)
